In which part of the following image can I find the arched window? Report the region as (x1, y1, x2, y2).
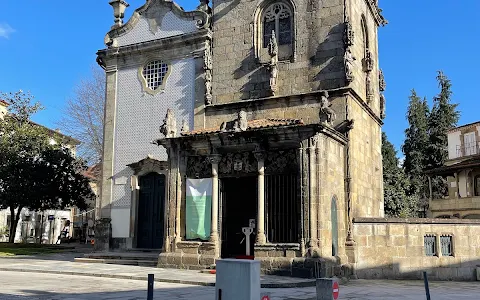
(360, 16, 369, 58)
(262, 3, 292, 48)
(255, 1, 294, 61)
(331, 196, 339, 256)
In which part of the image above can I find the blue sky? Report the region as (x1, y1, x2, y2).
(0, 1, 479, 155)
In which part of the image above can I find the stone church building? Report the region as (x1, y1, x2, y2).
(96, 0, 480, 280)
(96, 0, 386, 277)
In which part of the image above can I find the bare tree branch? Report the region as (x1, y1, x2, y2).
(57, 65, 105, 164)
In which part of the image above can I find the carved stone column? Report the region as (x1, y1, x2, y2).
(309, 135, 318, 248)
(254, 150, 267, 244)
(207, 155, 222, 243)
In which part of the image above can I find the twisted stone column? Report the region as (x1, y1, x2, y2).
(254, 151, 267, 244)
(207, 155, 222, 243)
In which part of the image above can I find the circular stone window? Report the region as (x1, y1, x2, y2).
(140, 60, 170, 94)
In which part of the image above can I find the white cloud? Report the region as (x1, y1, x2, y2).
(0, 23, 15, 39)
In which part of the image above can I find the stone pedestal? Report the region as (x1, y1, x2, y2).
(215, 259, 260, 300)
(94, 218, 112, 252)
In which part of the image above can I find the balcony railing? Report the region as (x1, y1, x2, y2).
(455, 143, 479, 159)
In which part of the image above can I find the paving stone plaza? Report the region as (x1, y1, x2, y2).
(0, 252, 478, 299)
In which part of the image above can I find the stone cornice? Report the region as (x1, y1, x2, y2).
(206, 87, 383, 127)
(365, 0, 388, 27)
(97, 29, 211, 60)
(104, 0, 210, 47)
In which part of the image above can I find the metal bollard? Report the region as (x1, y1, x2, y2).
(147, 274, 154, 300)
(423, 271, 431, 300)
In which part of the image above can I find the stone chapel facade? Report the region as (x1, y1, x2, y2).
(96, 0, 388, 277)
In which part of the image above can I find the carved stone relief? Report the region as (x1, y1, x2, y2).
(220, 109, 249, 133)
(319, 91, 337, 126)
(366, 74, 374, 104)
(186, 156, 212, 178)
(344, 47, 356, 83)
(204, 39, 213, 105)
(218, 152, 257, 175)
(160, 108, 176, 138)
(265, 149, 298, 175)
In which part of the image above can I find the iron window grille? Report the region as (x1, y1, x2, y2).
(142, 60, 169, 91)
(424, 235, 436, 256)
(440, 235, 453, 256)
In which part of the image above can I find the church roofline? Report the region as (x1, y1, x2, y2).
(104, 0, 210, 47)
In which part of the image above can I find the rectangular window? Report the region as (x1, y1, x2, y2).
(463, 132, 477, 156)
(424, 235, 436, 256)
(440, 235, 453, 256)
(266, 174, 299, 243)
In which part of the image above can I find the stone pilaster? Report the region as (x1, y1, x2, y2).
(308, 136, 319, 250)
(254, 150, 267, 244)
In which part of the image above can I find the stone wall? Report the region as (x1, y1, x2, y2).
(211, 0, 345, 104)
(348, 95, 383, 218)
(354, 218, 480, 281)
(429, 196, 480, 219)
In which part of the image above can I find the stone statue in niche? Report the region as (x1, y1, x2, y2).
(267, 30, 279, 96)
(181, 119, 189, 134)
(204, 40, 213, 105)
(380, 93, 386, 120)
(379, 69, 386, 91)
(344, 47, 356, 83)
(160, 109, 176, 138)
(319, 91, 336, 125)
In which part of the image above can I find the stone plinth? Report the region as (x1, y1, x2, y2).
(215, 259, 260, 300)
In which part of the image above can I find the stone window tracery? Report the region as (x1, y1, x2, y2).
(139, 59, 170, 94)
(262, 3, 292, 48)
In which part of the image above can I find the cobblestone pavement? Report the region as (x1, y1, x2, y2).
(0, 271, 479, 299)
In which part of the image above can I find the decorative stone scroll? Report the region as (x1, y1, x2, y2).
(344, 47, 356, 83)
(319, 91, 337, 126)
(267, 30, 279, 96)
(204, 39, 213, 105)
(379, 69, 386, 91)
(159, 108, 176, 138)
(186, 156, 212, 178)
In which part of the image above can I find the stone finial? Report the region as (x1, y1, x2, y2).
(181, 119, 189, 135)
(319, 91, 337, 126)
(366, 74, 374, 103)
(267, 30, 279, 96)
(109, 0, 129, 27)
(204, 40, 213, 105)
(160, 109, 176, 138)
(344, 47, 356, 83)
(235, 109, 248, 132)
(363, 49, 374, 72)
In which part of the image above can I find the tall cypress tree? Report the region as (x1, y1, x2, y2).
(427, 71, 460, 198)
(382, 132, 416, 217)
(402, 90, 430, 205)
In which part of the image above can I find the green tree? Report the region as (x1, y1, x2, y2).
(427, 71, 460, 199)
(382, 132, 416, 217)
(402, 90, 430, 209)
(0, 91, 94, 242)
